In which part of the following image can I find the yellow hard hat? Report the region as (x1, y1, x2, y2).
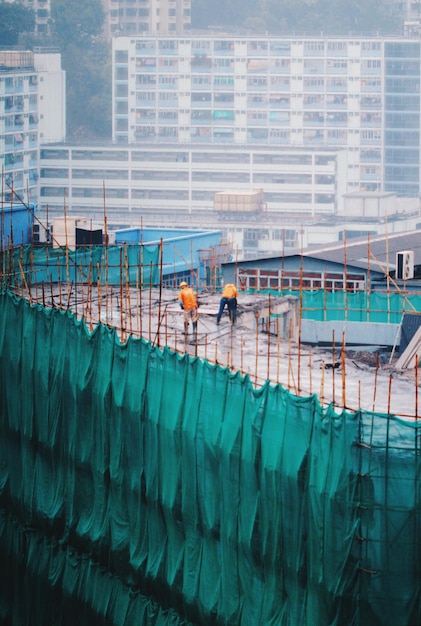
(180, 281, 188, 288)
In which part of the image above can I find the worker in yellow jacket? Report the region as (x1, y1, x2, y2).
(178, 281, 198, 337)
(216, 283, 238, 325)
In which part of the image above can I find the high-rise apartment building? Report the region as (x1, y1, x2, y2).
(0, 49, 65, 208)
(102, 0, 190, 37)
(112, 35, 421, 197)
(0, 50, 41, 207)
(388, 0, 421, 19)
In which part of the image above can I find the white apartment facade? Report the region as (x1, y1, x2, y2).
(38, 143, 346, 222)
(0, 50, 65, 208)
(0, 51, 40, 207)
(112, 35, 421, 198)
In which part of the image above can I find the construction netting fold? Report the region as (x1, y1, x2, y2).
(0, 244, 160, 289)
(1, 290, 421, 625)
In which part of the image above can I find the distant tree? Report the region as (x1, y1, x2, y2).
(50, 0, 104, 46)
(62, 42, 111, 140)
(50, 0, 110, 140)
(0, 2, 35, 46)
(192, 0, 255, 30)
(192, 0, 399, 35)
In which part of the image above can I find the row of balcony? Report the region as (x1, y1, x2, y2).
(125, 128, 381, 145)
(129, 79, 382, 94)
(134, 62, 382, 76)
(133, 43, 382, 58)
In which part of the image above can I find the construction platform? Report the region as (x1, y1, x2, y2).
(20, 283, 421, 419)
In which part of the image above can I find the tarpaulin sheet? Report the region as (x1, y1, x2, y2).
(1, 291, 421, 625)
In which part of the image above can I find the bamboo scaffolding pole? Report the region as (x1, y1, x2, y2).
(416, 355, 419, 420)
(309, 349, 312, 395)
(119, 248, 124, 342)
(157, 239, 163, 347)
(87, 259, 93, 332)
(89, 276, 94, 326)
(372, 353, 379, 413)
(124, 244, 132, 337)
(148, 262, 153, 342)
(58, 256, 63, 309)
(385, 209, 390, 323)
(50, 276, 54, 308)
(139, 266, 143, 337)
(18, 259, 32, 304)
(255, 313, 259, 386)
(341, 331, 346, 409)
(332, 330, 336, 406)
(288, 330, 297, 394)
(9, 184, 14, 248)
(297, 327, 301, 396)
(97, 265, 102, 324)
(1, 166, 4, 252)
(367, 235, 371, 323)
(388, 375, 392, 414)
(165, 311, 168, 347)
(230, 324, 234, 368)
(267, 295, 271, 381)
(343, 230, 348, 323)
(288, 318, 292, 391)
(276, 316, 281, 384)
(320, 361, 325, 406)
(136, 268, 140, 336)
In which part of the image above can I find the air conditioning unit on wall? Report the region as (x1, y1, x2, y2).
(396, 250, 414, 280)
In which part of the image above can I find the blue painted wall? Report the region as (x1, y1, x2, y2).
(114, 227, 223, 284)
(1, 204, 35, 248)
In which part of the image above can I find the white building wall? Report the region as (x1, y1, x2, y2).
(34, 53, 66, 144)
(38, 144, 342, 220)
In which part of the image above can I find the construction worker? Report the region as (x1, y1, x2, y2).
(178, 281, 198, 338)
(216, 283, 238, 325)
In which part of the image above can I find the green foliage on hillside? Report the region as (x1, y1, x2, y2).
(49, 0, 111, 140)
(0, 2, 35, 46)
(50, 0, 105, 46)
(192, 0, 399, 35)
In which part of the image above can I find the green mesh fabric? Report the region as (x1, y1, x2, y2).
(279, 289, 420, 324)
(1, 244, 160, 288)
(1, 290, 421, 625)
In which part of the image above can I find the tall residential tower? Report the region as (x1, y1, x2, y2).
(112, 35, 421, 197)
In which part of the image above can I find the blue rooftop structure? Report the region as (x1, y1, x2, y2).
(0, 203, 36, 249)
(114, 227, 226, 286)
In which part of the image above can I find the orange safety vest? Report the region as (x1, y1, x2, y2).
(179, 286, 197, 310)
(222, 284, 238, 299)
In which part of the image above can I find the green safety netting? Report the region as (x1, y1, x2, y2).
(1, 290, 421, 625)
(1, 244, 160, 288)
(274, 289, 420, 324)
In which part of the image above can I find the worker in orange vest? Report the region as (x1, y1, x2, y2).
(178, 281, 198, 337)
(216, 283, 238, 325)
